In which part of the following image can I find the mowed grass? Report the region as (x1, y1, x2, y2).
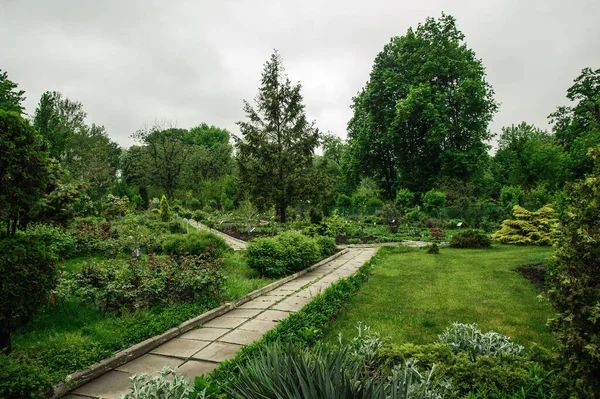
(326, 244, 556, 350)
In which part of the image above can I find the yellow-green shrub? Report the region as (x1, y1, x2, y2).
(492, 205, 559, 245)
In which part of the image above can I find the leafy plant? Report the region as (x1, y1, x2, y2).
(492, 205, 559, 246)
(123, 367, 196, 399)
(0, 353, 53, 399)
(308, 206, 324, 224)
(314, 235, 337, 257)
(438, 323, 525, 362)
(449, 229, 491, 248)
(246, 231, 320, 277)
(162, 231, 231, 257)
(427, 243, 440, 254)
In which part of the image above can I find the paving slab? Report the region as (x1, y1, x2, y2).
(238, 298, 275, 309)
(151, 338, 210, 358)
(272, 296, 312, 312)
(218, 329, 264, 345)
(180, 327, 230, 341)
(177, 360, 219, 380)
(203, 316, 248, 329)
(192, 342, 242, 362)
(225, 308, 263, 318)
(255, 309, 290, 322)
(116, 353, 184, 375)
(238, 318, 279, 332)
(73, 370, 132, 399)
(63, 395, 89, 399)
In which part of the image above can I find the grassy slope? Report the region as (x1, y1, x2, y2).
(326, 244, 556, 350)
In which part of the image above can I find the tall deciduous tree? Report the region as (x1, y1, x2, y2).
(132, 124, 190, 200)
(236, 51, 319, 222)
(0, 69, 25, 114)
(346, 14, 498, 197)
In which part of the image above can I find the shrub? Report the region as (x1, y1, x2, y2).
(347, 238, 362, 244)
(423, 189, 446, 214)
(427, 243, 440, 254)
(323, 209, 346, 237)
(192, 210, 207, 222)
(449, 229, 491, 248)
(395, 188, 415, 210)
(104, 194, 129, 220)
(314, 235, 337, 257)
(546, 147, 600, 397)
(159, 195, 171, 222)
(0, 235, 58, 353)
(138, 185, 150, 209)
(59, 250, 223, 313)
(438, 323, 525, 362)
(190, 198, 202, 210)
(224, 341, 449, 399)
(429, 228, 445, 240)
(0, 353, 53, 399)
(246, 232, 320, 277)
(365, 197, 384, 209)
(492, 205, 559, 246)
(24, 223, 77, 259)
(381, 204, 401, 233)
(123, 367, 195, 399)
(162, 231, 231, 257)
(308, 206, 323, 224)
(336, 194, 352, 207)
(500, 185, 524, 207)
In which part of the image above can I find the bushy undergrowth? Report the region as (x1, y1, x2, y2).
(449, 229, 491, 248)
(438, 323, 525, 361)
(313, 235, 337, 257)
(56, 250, 222, 313)
(162, 231, 231, 257)
(246, 231, 321, 277)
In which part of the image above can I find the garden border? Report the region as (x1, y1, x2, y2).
(52, 248, 350, 398)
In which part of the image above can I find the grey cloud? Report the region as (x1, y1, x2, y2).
(1, 0, 599, 149)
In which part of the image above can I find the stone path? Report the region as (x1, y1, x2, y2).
(65, 247, 377, 399)
(186, 219, 247, 250)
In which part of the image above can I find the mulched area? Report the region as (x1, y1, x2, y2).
(516, 264, 546, 291)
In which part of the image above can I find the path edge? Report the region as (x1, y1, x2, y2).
(51, 248, 350, 398)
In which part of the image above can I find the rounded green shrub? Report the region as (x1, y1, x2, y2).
(247, 232, 320, 277)
(449, 229, 491, 248)
(0, 353, 53, 399)
(314, 235, 337, 257)
(162, 231, 231, 257)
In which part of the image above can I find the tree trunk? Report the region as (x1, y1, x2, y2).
(0, 330, 11, 354)
(279, 203, 286, 223)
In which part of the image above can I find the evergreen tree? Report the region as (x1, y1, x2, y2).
(236, 51, 319, 222)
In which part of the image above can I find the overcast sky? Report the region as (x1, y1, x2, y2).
(1, 0, 599, 149)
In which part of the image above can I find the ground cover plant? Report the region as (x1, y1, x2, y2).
(325, 245, 556, 350)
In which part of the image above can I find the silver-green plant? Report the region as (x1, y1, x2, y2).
(122, 367, 196, 399)
(438, 322, 525, 362)
(388, 359, 452, 399)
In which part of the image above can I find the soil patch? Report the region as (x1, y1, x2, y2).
(516, 264, 546, 291)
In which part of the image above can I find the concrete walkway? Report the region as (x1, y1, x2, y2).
(65, 247, 377, 399)
(186, 219, 247, 250)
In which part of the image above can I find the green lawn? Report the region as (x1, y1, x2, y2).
(326, 244, 556, 350)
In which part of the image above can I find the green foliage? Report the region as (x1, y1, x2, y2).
(492, 205, 559, 246)
(427, 243, 440, 254)
(308, 206, 324, 224)
(159, 195, 172, 222)
(246, 232, 320, 277)
(381, 204, 401, 233)
(224, 341, 449, 399)
(314, 235, 337, 257)
(336, 194, 352, 207)
(423, 190, 446, 214)
(236, 51, 320, 222)
(323, 209, 346, 237)
(449, 229, 491, 248)
(438, 323, 525, 362)
(380, 343, 542, 397)
(123, 367, 196, 399)
(395, 188, 415, 210)
(0, 109, 50, 235)
(365, 197, 384, 208)
(23, 223, 77, 259)
(0, 234, 58, 352)
(0, 353, 53, 399)
(0, 69, 25, 114)
(346, 14, 497, 196)
(103, 194, 129, 220)
(59, 251, 222, 313)
(500, 185, 525, 207)
(546, 146, 600, 398)
(162, 231, 231, 257)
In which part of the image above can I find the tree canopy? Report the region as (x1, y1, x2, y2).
(345, 13, 498, 198)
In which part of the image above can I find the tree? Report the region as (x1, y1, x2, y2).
(346, 14, 498, 197)
(132, 124, 190, 199)
(0, 69, 25, 114)
(159, 195, 171, 222)
(546, 146, 600, 397)
(236, 51, 319, 222)
(0, 234, 58, 353)
(0, 110, 50, 236)
(549, 67, 600, 179)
